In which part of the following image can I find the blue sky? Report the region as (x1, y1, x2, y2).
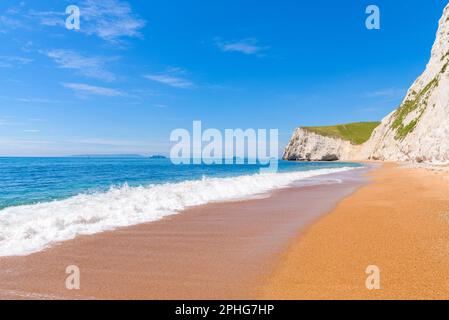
(0, 0, 447, 156)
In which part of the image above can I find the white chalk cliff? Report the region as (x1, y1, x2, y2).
(284, 4, 449, 163)
(283, 128, 361, 161)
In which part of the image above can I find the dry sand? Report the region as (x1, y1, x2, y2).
(261, 163, 449, 299)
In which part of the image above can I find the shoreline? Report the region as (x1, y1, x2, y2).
(0, 167, 370, 299)
(0, 163, 361, 258)
(261, 163, 449, 299)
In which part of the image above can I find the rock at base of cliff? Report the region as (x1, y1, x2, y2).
(321, 154, 339, 161)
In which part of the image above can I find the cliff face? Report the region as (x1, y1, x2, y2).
(284, 4, 449, 163)
(283, 128, 361, 161)
(361, 4, 449, 163)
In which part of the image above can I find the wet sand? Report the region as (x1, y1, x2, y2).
(0, 168, 368, 300)
(262, 163, 449, 299)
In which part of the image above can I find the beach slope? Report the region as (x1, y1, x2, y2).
(261, 163, 449, 299)
(0, 169, 367, 300)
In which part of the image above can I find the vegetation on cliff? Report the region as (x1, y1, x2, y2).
(302, 122, 380, 145)
(391, 78, 437, 140)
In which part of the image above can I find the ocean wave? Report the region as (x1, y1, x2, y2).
(0, 167, 355, 257)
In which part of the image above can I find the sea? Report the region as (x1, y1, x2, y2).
(0, 157, 362, 256)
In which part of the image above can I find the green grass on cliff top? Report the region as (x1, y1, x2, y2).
(302, 122, 380, 145)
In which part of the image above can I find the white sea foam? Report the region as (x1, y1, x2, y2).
(0, 167, 356, 257)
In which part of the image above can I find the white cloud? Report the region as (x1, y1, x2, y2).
(28, 118, 47, 122)
(131, 89, 159, 97)
(0, 117, 24, 126)
(0, 56, 33, 68)
(16, 97, 61, 104)
(27, 10, 65, 27)
(144, 67, 195, 89)
(144, 67, 194, 89)
(216, 38, 268, 55)
(0, 95, 60, 104)
(45, 49, 116, 81)
(144, 74, 194, 89)
(2, 1, 145, 42)
(79, 0, 146, 41)
(62, 82, 124, 96)
(0, 15, 24, 32)
(363, 88, 406, 99)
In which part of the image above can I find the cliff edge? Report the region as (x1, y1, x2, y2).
(284, 4, 449, 163)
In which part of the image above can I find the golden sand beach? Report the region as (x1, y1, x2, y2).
(261, 163, 449, 299)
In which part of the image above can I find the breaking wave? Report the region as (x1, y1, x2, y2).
(0, 167, 355, 256)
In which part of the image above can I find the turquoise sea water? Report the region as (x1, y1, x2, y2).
(0, 157, 362, 256)
(0, 157, 360, 210)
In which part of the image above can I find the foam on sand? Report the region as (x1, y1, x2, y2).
(0, 167, 356, 257)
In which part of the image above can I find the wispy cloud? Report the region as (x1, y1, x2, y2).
(363, 88, 406, 100)
(27, 10, 66, 27)
(2, 1, 145, 42)
(68, 138, 151, 147)
(216, 38, 268, 55)
(358, 107, 380, 113)
(130, 89, 159, 97)
(0, 56, 33, 68)
(0, 95, 60, 104)
(28, 118, 47, 122)
(0, 116, 24, 126)
(16, 97, 61, 104)
(62, 82, 124, 96)
(1, 3, 44, 32)
(0, 15, 24, 32)
(79, 0, 146, 41)
(31, 0, 145, 41)
(0, 138, 55, 145)
(45, 49, 117, 81)
(144, 68, 194, 89)
(144, 75, 194, 88)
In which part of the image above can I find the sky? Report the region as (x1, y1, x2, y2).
(0, 0, 447, 156)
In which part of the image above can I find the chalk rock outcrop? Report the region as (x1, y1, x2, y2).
(360, 4, 449, 163)
(284, 4, 449, 163)
(283, 128, 361, 161)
